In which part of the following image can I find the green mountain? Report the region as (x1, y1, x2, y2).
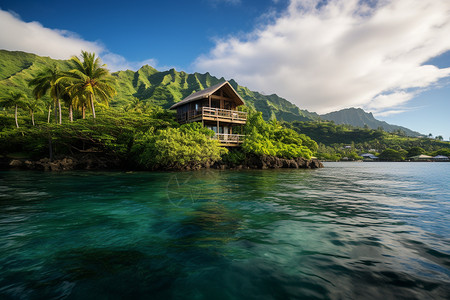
(0, 49, 318, 122)
(320, 108, 422, 137)
(0, 49, 424, 136)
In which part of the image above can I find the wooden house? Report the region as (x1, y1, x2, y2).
(170, 81, 247, 147)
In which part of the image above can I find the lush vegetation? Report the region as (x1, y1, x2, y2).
(242, 112, 317, 159)
(131, 123, 227, 170)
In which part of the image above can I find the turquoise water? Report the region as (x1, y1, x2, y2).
(0, 162, 449, 299)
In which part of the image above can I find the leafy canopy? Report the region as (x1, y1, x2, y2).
(132, 122, 227, 170)
(242, 112, 317, 159)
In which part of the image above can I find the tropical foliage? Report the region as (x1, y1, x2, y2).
(132, 123, 227, 170)
(29, 64, 65, 124)
(242, 112, 317, 159)
(61, 51, 116, 119)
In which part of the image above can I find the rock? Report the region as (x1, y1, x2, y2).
(9, 159, 23, 167)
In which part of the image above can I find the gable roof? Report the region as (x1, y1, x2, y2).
(169, 81, 245, 109)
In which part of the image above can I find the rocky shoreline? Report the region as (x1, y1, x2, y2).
(2, 154, 323, 171)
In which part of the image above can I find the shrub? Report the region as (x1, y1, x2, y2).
(242, 112, 316, 159)
(132, 122, 227, 169)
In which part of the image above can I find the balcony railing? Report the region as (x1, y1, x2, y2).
(202, 107, 247, 122)
(213, 133, 245, 145)
(177, 107, 247, 124)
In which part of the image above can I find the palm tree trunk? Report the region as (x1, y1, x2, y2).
(90, 94, 96, 119)
(82, 104, 86, 119)
(58, 99, 62, 124)
(15, 104, 19, 128)
(31, 110, 35, 126)
(69, 104, 73, 122)
(47, 105, 51, 123)
(54, 100, 58, 124)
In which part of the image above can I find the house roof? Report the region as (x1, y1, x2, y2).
(169, 81, 245, 109)
(361, 153, 378, 159)
(433, 155, 449, 159)
(410, 154, 433, 159)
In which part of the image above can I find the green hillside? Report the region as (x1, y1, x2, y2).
(0, 49, 318, 122)
(0, 50, 69, 97)
(320, 107, 422, 137)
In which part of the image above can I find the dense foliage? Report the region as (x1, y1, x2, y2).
(0, 110, 175, 160)
(242, 112, 317, 159)
(131, 123, 227, 170)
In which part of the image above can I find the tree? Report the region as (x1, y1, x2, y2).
(41, 96, 53, 123)
(407, 146, 425, 157)
(378, 148, 405, 161)
(0, 91, 26, 128)
(436, 135, 443, 141)
(132, 122, 226, 170)
(29, 64, 65, 124)
(62, 51, 116, 119)
(23, 97, 43, 126)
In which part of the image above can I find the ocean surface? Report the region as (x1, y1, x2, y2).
(0, 162, 449, 299)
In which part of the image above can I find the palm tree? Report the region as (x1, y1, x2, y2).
(61, 91, 74, 122)
(23, 97, 44, 126)
(41, 96, 53, 123)
(62, 51, 116, 119)
(0, 91, 26, 128)
(29, 64, 65, 124)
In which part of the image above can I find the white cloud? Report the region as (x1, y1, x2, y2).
(373, 109, 408, 117)
(0, 9, 156, 72)
(0, 9, 103, 59)
(194, 0, 450, 114)
(100, 52, 162, 72)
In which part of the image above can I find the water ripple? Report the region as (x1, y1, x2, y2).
(0, 165, 449, 299)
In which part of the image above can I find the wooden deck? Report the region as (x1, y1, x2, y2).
(177, 107, 247, 124)
(213, 133, 245, 147)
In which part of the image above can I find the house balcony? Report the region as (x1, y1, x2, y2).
(177, 107, 247, 124)
(213, 133, 245, 147)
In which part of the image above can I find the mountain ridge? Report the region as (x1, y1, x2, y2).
(320, 108, 422, 137)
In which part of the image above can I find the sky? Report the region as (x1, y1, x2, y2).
(0, 0, 449, 139)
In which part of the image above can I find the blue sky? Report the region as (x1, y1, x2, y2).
(0, 0, 449, 139)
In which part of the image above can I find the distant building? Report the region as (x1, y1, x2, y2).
(410, 154, 433, 161)
(360, 153, 378, 160)
(433, 155, 449, 161)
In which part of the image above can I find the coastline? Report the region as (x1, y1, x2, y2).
(2, 154, 324, 172)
